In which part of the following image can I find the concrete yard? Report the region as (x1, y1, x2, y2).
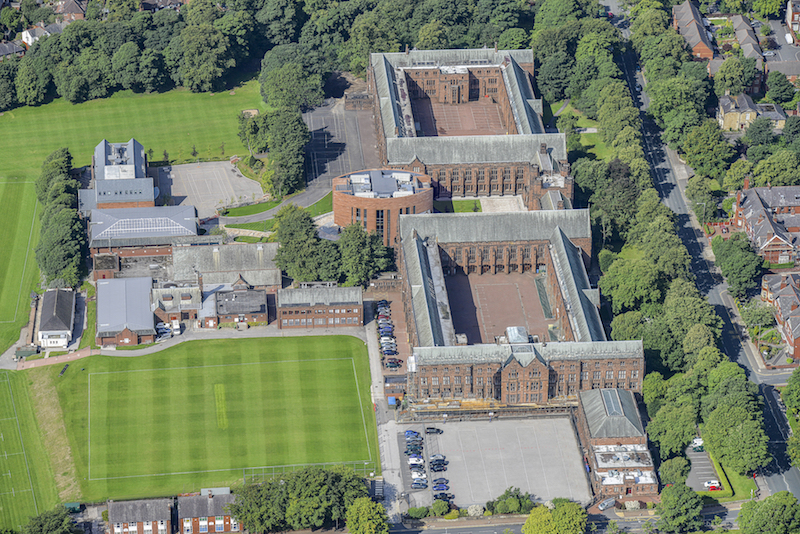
(401, 418, 592, 508)
(157, 161, 264, 219)
(412, 100, 508, 137)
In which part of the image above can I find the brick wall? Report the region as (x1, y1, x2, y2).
(97, 200, 156, 209)
(217, 312, 267, 324)
(97, 328, 155, 347)
(181, 516, 238, 534)
(278, 305, 363, 328)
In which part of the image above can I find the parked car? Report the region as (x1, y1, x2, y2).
(387, 358, 403, 364)
(408, 457, 424, 465)
(764, 51, 776, 56)
(432, 478, 448, 485)
(598, 498, 616, 511)
(411, 472, 427, 480)
(430, 454, 445, 461)
(377, 300, 388, 306)
(703, 480, 721, 488)
(385, 362, 400, 369)
(405, 430, 419, 435)
(426, 427, 443, 434)
(693, 445, 705, 452)
(430, 459, 448, 465)
(433, 493, 454, 501)
(430, 465, 447, 472)
(382, 350, 398, 356)
(406, 436, 423, 442)
(432, 484, 449, 491)
(411, 482, 428, 489)
(404, 451, 422, 457)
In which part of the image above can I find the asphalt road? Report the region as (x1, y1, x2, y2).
(605, 4, 800, 498)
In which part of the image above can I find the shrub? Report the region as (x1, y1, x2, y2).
(432, 499, 450, 516)
(468, 505, 484, 517)
(408, 507, 429, 519)
(483, 510, 493, 516)
(444, 510, 460, 520)
(647, 502, 656, 509)
(102, 510, 109, 522)
(458, 509, 468, 517)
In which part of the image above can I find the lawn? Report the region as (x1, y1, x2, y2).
(0, 372, 59, 531)
(224, 199, 282, 217)
(0, 79, 264, 181)
(45, 336, 377, 501)
(700, 454, 757, 504)
(580, 133, 611, 161)
(433, 199, 481, 213)
(0, 183, 41, 354)
(226, 193, 334, 233)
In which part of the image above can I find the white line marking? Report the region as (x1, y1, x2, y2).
(0, 197, 38, 324)
(515, 426, 532, 491)
(4, 373, 37, 513)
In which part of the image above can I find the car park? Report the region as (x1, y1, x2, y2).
(703, 480, 721, 488)
(430, 454, 445, 461)
(426, 427, 443, 434)
(598, 498, 616, 511)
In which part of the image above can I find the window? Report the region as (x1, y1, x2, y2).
(606, 371, 614, 379)
(215, 517, 224, 532)
(515, 168, 523, 181)
(503, 168, 510, 182)
(465, 376, 472, 385)
(432, 377, 439, 386)
(443, 376, 450, 385)
(632, 370, 639, 378)
(478, 169, 485, 182)
(451, 169, 459, 182)
(231, 521, 239, 533)
(455, 376, 461, 385)
(568, 373, 576, 382)
(199, 518, 208, 534)
(129, 523, 138, 532)
(618, 370, 627, 379)
(490, 168, 497, 181)
(420, 377, 428, 386)
(376, 209, 385, 240)
(464, 169, 472, 182)
(158, 522, 167, 534)
(116, 524, 123, 534)
(144, 523, 152, 533)
(468, 247, 476, 263)
(581, 372, 588, 380)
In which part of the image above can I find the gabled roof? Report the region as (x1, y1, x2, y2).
(96, 277, 155, 337)
(579, 389, 645, 439)
(172, 242, 280, 288)
(384, 134, 567, 166)
(39, 289, 75, 333)
(719, 93, 758, 114)
(0, 42, 23, 56)
(177, 494, 235, 519)
(767, 60, 800, 76)
(276, 286, 362, 307)
(89, 205, 197, 246)
(55, 0, 85, 14)
(108, 499, 172, 524)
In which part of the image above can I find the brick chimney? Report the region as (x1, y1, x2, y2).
(560, 160, 570, 177)
(743, 177, 750, 190)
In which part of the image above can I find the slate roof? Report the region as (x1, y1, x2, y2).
(152, 286, 202, 312)
(719, 93, 758, 114)
(215, 288, 267, 315)
(757, 102, 787, 122)
(178, 494, 236, 519)
(767, 60, 800, 76)
(108, 499, 172, 524)
(172, 243, 280, 288)
(55, 0, 85, 15)
(89, 205, 197, 247)
(384, 134, 567, 166)
(739, 187, 800, 251)
(277, 287, 362, 307)
(39, 289, 75, 333)
(398, 210, 591, 245)
(96, 278, 156, 337)
(579, 389, 645, 439)
(0, 42, 23, 56)
(673, 1, 713, 51)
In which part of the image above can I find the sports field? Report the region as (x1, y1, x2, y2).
(0, 79, 264, 181)
(50, 336, 377, 501)
(0, 372, 58, 531)
(0, 182, 40, 353)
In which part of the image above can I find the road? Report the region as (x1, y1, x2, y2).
(603, 2, 800, 499)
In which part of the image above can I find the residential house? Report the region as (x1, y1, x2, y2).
(140, 0, 184, 11)
(213, 276, 268, 325)
(96, 277, 156, 346)
(672, 0, 714, 59)
(0, 42, 24, 61)
(762, 273, 800, 357)
(276, 285, 363, 329)
(732, 184, 800, 264)
(21, 21, 68, 47)
(789, 0, 800, 39)
(178, 489, 239, 534)
(108, 499, 172, 534)
(54, 0, 85, 20)
(717, 94, 786, 130)
(37, 289, 75, 349)
(766, 60, 800, 84)
(576, 389, 659, 499)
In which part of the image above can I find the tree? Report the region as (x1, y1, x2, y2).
(537, 50, 574, 101)
(522, 506, 555, 534)
(112, 41, 141, 90)
(739, 491, 800, 534)
(647, 402, 697, 458)
(24, 507, 81, 534)
(656, 483, 704, 534)
(551, 501, 587, 534)
(535, 0, 582, 29)
(663, 278, 722, 341)
(227, 480, 290, 533)
(416, 20, 447, 49)
(752, 150, 800, 187)
(704, 403, 770, 475)
(723, 159, 753, 191)
(0, 6, 22, 35)
(498, 27, 528, 49)
(256, 0, 304, 45)
(106, 0, 139, 22)
(711, 233, 762, 298)
(682, 121, 734, 181)
(0, 59, 17, 112)
(346, 497, 388, 534)
(179, 24, 235, 92)
(685, 175, 716, 223)
(338, 224, 393, 287)
(740, 298, 775, 335)
(35, 208, 85, 286)
(783, 366, 800, 416)
(789, 435, 800, 467)
(784, 116, 800, 143)
(744, 116, 775, 147)
(753, 0, 782, 17)
(273, 204, 323, 282)
(599, 258, 661, 313)
(660, 457, 690, 485)
(682, 323, 715, 367)
(264, 107, 310, 195)
(262, 62, 323, 110)
(661, 108, 702, 150)
(646, 75, 706, 127)
(715, 57, 747, 97)
(767, 70, 795, 105)
(431, 499, 449, 516)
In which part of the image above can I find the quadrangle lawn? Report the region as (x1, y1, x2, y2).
(50, 336, 378, 501)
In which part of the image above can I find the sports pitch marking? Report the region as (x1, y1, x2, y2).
(87, 358, 373, 481)
(0, 196, 38, 324)
(0, 373, 38, 516)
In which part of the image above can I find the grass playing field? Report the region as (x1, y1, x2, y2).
(0, 372, 59, 531)
(50, 336, 377, 501)
(0, 183, 41, 353)
(0, 79, 264, 181)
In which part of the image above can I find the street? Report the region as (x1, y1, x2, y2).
(605, 6, 800, 497)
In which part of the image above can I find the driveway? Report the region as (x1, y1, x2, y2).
(767, 20, 800, 62)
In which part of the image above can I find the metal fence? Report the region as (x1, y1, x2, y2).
(242, 461, 380, 485)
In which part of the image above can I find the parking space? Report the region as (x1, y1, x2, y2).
(156, 161, 264, 219)
(685, 444, 720, 492)
(398, 419, 591, 508)
(367, 291, 411, 377)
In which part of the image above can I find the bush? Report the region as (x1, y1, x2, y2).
(408, 507, 429, 519)
(444, 510, 460, 520)
(483, 510, 493, 516)
(647, 502, 656, 509)
(468, 505, 484, 517)
(458, 509, 468, 517)
(598, 249, 619, 273)
(432, 499, 450, 516)
(102, 510, 109, 522)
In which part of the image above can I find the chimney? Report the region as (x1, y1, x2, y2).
(540, 143, 547, 154)
(405, 44, 409, 55)
(743, 177, 750, 190)
(494, 41, 498, 53)
(560, 160, 570, 177)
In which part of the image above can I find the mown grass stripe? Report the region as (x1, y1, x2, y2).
(214, 384, 228, 430)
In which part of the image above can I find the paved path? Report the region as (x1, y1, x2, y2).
(547, 99, 571, 129)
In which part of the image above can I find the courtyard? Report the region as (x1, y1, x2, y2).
(411, 99, 508, 137)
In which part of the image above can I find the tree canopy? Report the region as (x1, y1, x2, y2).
(657, 483, 704, 534)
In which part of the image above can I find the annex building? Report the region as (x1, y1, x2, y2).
(367, 48, 573, 210)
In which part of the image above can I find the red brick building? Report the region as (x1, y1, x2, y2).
(367, 49, 574, 210)
(672, 1, 714, 59)
(178, 490, 239, 534)
(152, 285, 201, 324)
(762, 273, 800, 358)
(213, 276, 268, 325)
(732, 184, 800, 265)
(576, 389, 658, 499)
(109, 499, 172, 534)
(276, 285, 363, 328)
(96, 277, 156, 347)
(332, 169, 434, 246)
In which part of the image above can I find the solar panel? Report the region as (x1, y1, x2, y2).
(602, 389, 624, 417)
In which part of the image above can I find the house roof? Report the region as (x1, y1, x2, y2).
(215, 288, 267, 315)
(757, 102, 787, 121)
(96, 277, 156, 337)
(672, 1, 713, 51)
(767, 60, 800, 76)
(89, 205, 197, 246)
(398, 210, 591, 245)
(177, 494, 236, 519)
(719, 93, 758, 114)
(108, 499, 172, 524)
(276, 287, 362, 307)
(44, 21, 68, 34)
(55, 0, 85, 14)
(0, 42, 23, 56)
(172, 243, 280, 288)
(39, 289, 75, 333)
(579, 389, 645, 439)
(152, 286, 202, 312)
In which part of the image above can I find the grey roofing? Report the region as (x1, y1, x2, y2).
(681, 20, 713, 50)
(579, 389, 645, 439)
(215, 288, 267, 315)
(55, 0, 85, 14)
(402, 234, 456, 347)
(96, 277, 156, 337)
(501, 56, 544, 135)
(152, 286, 202, 312)
(672, 1, 713, 51)
(384, 133, 567, 166)
(44, 21, 68, 34)
(719, 93, 757, 114)
(89, 205, 197, 245)
(277, 287, 362, 307)
(94, 139, 147, 181)
(767, 60, 800, 76)
(739, 187, 800, 250)
(108, 499, 172, 524)
(707, 58, 724, 75)
(550, 228, 606, 342)
(0, 42, 23, 56)
(412, 340, 644, 367)
(740, 42, 763, 59)
(398, 210, 591, 245)
(23, 27, 48, 40)
(39, 289, 75, 333)
(177, 494, 236, 519)
(172, 243, 280, 287)
(95, 177, 155, 201)
(540, 190, 571, 210)
(376, 49, 533, 70)
(757, 103, 787, 121)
